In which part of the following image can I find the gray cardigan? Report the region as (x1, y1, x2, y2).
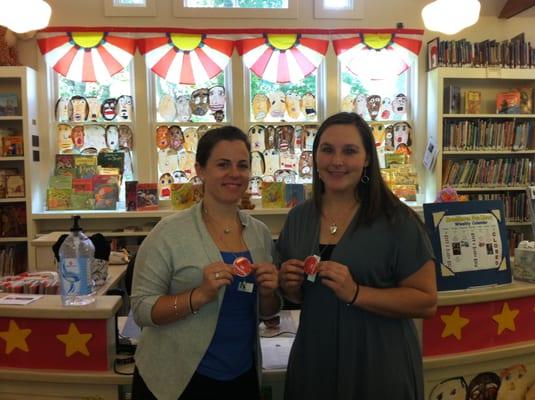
(131, 202, 277, 400)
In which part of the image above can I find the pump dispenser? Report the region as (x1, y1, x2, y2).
(58, 216, 96, 306)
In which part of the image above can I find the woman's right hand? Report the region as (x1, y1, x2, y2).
(279, 259, 305, 295)
(197, 262, 234, 302)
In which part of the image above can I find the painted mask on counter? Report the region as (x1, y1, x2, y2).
(117, 95, 133, 121)
(467, 372, 500, 400)
(159, 173, 174, 198)
(208, 85, 226, 112)
(101, 98, 118, 121)
(429, 377, 467, 400)
(190, 88, 209, 116)
(70, 95, 88, 122)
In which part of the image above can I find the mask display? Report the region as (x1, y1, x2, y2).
(158, 94, 177, 121)
(101, 98, 118, 121)
(208, 85, 226, 112)
(86, 97, 101, 121)
(429, 377, 467, 400)
(381, 97, 392, 120)
(302, 125, 317, 152)
(298, 151, 313, 179)
(263, 148, 280, 176)
(84, 125, 107, 151)
(248, 176, 263, 196)
(251, 151, 265, 177)
(117, 95, 133, 121)
(497, 365, 529, 400)
(176, 95, 192, 122)
(55, 97, 71, 122)
(467, 372, 500, 400)
(70, 96, 88, 122)
(178, 150, 196, 178)
(197, 125, 210, 138)
(392, 121, 412, 150)
(370, 122, 386, 148)
(294, 125, 304, 151)
(213, 110, 225, 122)
(158, 149, 179, 174)
(276, 125, 294, 153)
(341, 95, 355, 113)
(366, 94, 382, 121)
(190, 88, 209, 116)
(355, 94, 367, 118)
(183, 127, 199, 153)
(189, 176, 203, 185)
(105, 125, 120, 150)
(159, 173, 174, 198)
(172, 170, 188, 183)
(252, 93, 270, 121)
(384, 125, 394, 151)
(274, 169, 298, 183)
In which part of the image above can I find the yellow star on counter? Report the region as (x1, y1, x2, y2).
(492, 302, 519, 335)
(0, 320, 31, 355)
(440, 306, 470, 340)
(56, 323, 93, 357)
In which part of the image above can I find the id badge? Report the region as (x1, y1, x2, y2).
(238, 281, 254, 293)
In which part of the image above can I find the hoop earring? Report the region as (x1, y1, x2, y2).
(360, 167, 370, 184)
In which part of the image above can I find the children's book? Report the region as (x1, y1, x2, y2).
(284, 183, 305, 208)
(170, 183, 195, 210)
(443, 85, 461, 114)
(47, 188, 72, 210)
(97, 152, 125, 177)
(71, 191, 95, 210)
(48, 175, 72, 190)
(464, 90, 481, 114)
(2, 136, 23, 156)
(74, 155, 98, 179)
(126, 180, 138, 211)
(72, 178, 93, 192)
(93, 175, 119, 210)
(0, 93, 19, 116)
(496, 90, 521, 114)
(261, 182, 285, 208)
(137, 183, 159, 211)
(0, 168, 18, 198)
(55, 154, 75, 176)
(519, 87, 533, 114)
(6, 175, 25, 198)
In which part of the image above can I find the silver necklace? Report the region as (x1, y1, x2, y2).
(203, 207, 235, 235)
(323, 202, 359, 236)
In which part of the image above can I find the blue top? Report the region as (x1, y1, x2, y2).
(196, 250, 257, 380)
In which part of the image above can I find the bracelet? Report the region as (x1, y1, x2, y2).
(346, 282, 360, 306)
(188, 288, 198, 315)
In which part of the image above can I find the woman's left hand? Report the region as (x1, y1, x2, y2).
(254, 263, 279, 297)
(317, 261, 358, 304)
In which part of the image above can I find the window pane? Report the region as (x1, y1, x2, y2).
(185, 0, 288, 9)
(114, 0, 146, 6)
(323, 0, 352, 10)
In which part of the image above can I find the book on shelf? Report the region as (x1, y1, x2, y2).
(72, 178, 93, 192)
(261, 182, 285, 208)
(54, 154, 75, 176)
(49, 175, 72, 190)
(47, 188, 72, 210)
(0, 205, 26, 237)
(71, 191, 94, 210)
(170, 183, 195, 210)
(0, 168, 18, 198)
(443, 85, 461, 113)
(5, 175, 24, 198)
(126, 180, 138, 211)
(74, 155, 98, 179)
(496, 90, 521, 114)
(464, 90, 481, 114)
(0, 93, 19, 116)
(518, 87, 533, 114)
(93, 175, 119, 210)
(2, 135, 23, 156)
(137, 183, 159, 211)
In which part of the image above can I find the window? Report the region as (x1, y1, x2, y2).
(174, 0, 298, 18)
(314, 0, 363, 19)
(104, 0, 156, 16)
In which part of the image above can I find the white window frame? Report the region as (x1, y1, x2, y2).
(173, 0, 298, 19)
(314, 0, 364, 19)
(104, 0, 156, 16)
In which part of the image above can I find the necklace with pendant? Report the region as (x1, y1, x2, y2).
(203, 207, 235, 235)
(323, 202, 359, 236)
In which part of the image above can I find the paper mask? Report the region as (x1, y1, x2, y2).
(294, 125, 304, 150)
(299, 151, 313, 179)
(190, 88, 209, 116)
(429, 378, 467, 400)
(274, 169, 297, 183)
(86, 97, 101, 121)
(248, 176, 263, 196)
(101, 98, 118, 121)
(355, 94, 367, 118)
(213, 110, 225, 122)
(392, 93, 408, 116)
(369, 122, 385, 148)
(183, 128, 199, 153)
(380, 97, 392, 120)
(197, 125, 210, 138)
(118, 125, 134, 149)
(57, 124, 74, 153)
(176, 95, 191, 122)
(341, 95, 355, 113)
(70, 125, 85, 150)
(276, 125, 294, 153)
(301, 92, 316, 120)
(392, 121, 412, 149)
(285, 93, 301, 120)
(189, 176, 203, 185)
(158, 149, 179, 174)
(178, 150, 196, 178)
(105, 125, 120, 150)
(172, 170, 188, 183)
(366, 95, 381, 121)
(467, 372, 500, 400)
(84, 125, 107, 151)
(169, 125, 184, 151)
(265, 125, 277, 150)
(117, 95, 133, 121)
(263, 149, 280, 176)
(158, 94, 177, 121)
(252, 93, 270, 121)
(269, 91, 286, 119)
(251, 151, 265, 177)
(156, 126, 170, 150)
(208, 85, 225, 112)
(248, 125, 266, 152)
(384, 125, 394, 151)
(70, 95, 88, 122)
(55, 97, 71, 122)
(302, 125, 317, 152)
(159, 173, 174, 198)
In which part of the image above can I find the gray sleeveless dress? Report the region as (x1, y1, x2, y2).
(276, 200, 434, 400)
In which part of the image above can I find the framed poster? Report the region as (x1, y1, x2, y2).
(427, 37, 439, 71)
(423, 200, 512, 291)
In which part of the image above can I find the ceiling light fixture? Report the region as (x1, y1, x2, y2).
(0, 0, 52, 34)
(422, 0, 480, 35)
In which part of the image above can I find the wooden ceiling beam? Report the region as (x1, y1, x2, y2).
(499, 0, 535, 18)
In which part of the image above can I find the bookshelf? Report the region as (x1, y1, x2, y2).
(426, 67, 535, 252)
(0, 66, 39, 275)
